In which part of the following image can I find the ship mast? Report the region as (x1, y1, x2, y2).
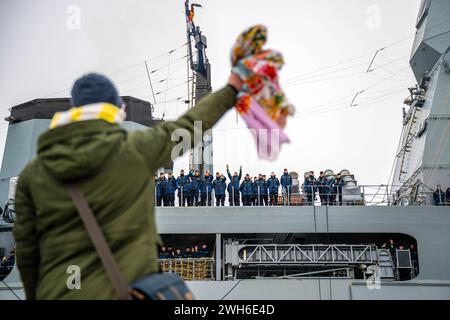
(184, 0, 213, 175)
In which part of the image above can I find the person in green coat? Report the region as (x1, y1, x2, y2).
(13, 72, 242, 299)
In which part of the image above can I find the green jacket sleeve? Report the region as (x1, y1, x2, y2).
(13, 167, 40, 300)
(130, 86, 236, 170)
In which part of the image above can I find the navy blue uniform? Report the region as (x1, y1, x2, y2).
(254, 178, 268, 206)
(191, 174, 202, 206)
(267, 176, 280, 205)
(227, 168, 242, 206)
(213, 177, 227, 206)
(281, 173, 293, 205)
(304, 176, 317, 206)
(165, 177, 178, 207)
(333, 177, 345, 205)
(325, 177, 335, 205)
(177, 170, 193, 206)
(240, 179, 254, 206)
(316, 176, 327, 205)
(434, 188, 445, 206)
(184, 179, 194, 207)
(200, 175, 214, 206)
(251, 180, 258, 205)
(155, 177, 167, 207)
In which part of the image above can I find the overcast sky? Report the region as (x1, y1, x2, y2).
(0, 0, 422, 184)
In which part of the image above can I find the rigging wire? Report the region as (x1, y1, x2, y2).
(284, 61, 369, 84)
(368, 71, 412, 82)
(4, 18, 450, 116)
(379, 52, 410, 74)
(108, 53, 191, 90)
(285, 55, 410, 87)
(284, 16, 450, 84)
(1, 280, 21, 300)
(162, 52, 173, 119)
(386, 125, 406, 194)
(298, 88, 407, 119)
(144, 61, 157, 106)
(296, 86, 409, 119)
(41, 41, 191, 98)
(119, 54, 189, 95)
(294, 66, 412, 116)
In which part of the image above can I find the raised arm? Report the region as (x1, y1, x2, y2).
(130, 74, 242, 171)
(226, 166, 233, 180)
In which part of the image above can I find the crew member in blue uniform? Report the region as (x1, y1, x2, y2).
(165, 172, 178, 207)
(191, 169, 203, 206)
(281, 169, 293, 205)
(317, 171, 327, 206)
(304, 171, 317, 206)
(227, 164, 242, 206)
(252, 176, 258, 205)
(177, 169, 192, 207)
(262, 175, 269, 206)
(324, 174, 335, 205)
(240, 174, 254, 206)
(184, 177, 194, 207)
(434, 185, 445, 206)
(255, 174, 267, 206)
(334, 173, 345, 205)
(155, 173, 167, 207)
(200, 170, 214, 206)
(267, 172, 280, 205)
(213, 173, 227, 206)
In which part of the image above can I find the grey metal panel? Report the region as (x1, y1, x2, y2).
(3, 278, 450, 300)
(188, 279, 323, 300)
(0, 288, 25, 300)
(215, 234, 221, 281)
(187, 279, 450, 300)
(410, 42, 441, 81)
(0, 120, 50, 180)
(351, 281, 450, 300)
(423, 0, 450, 54)
(410, 0, 450, 81)
(156, 206, 317, 234)
(0, 264, 25, 300)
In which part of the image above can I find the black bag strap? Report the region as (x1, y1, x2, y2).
(65, 184, 130, 300)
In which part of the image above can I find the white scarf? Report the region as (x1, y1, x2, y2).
(50, 103, 127, 129)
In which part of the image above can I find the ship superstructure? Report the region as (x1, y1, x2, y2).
(391, 0, 450, 205)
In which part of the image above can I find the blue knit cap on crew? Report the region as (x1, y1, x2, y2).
(71, 73, 123, 108)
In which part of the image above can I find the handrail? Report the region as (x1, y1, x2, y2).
(154, 183, 448, 208)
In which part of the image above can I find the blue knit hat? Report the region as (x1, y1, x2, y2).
(71, 73, 123, 107)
